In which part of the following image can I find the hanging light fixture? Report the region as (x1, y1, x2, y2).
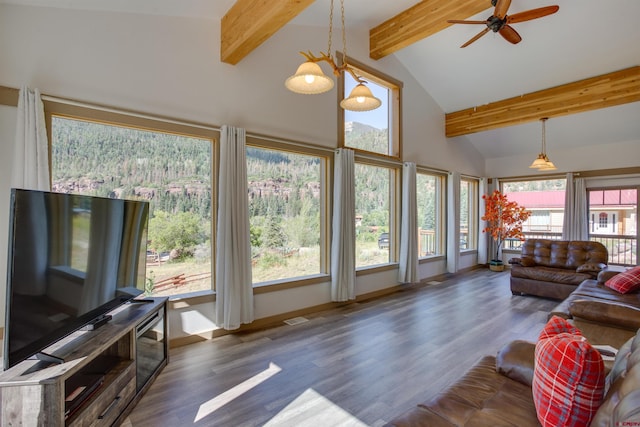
(284, 0, 381, 111)
(529, 117, 557, 171)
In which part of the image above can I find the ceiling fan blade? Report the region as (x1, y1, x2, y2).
(507, 6, 559, 24)
(499, 25, 522, 44)
(460, 27, 490, 48)
(447, 19, 487, 25)
(494, 0, 512, 19)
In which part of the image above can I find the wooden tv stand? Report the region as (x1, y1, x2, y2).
(0, 297, 168, 426)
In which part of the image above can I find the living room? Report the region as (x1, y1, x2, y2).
(0, 0, 639, 425)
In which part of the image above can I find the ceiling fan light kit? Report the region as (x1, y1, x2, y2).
(284, 0, 381, 111)
(448, 0, 559, 48)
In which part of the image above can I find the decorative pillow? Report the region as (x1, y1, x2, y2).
(605, 266, 640, 294)
(533, 317, 605, 427)
(538, 315, 581, 341)
(533, 336, 605, 427)
(520, 256, 536, 267)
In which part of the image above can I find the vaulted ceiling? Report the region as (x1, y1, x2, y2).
(221, 0, 640, 139)
(3, 0, 640, 162)
(221, 0, 640, 162)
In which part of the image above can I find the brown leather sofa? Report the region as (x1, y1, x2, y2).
(509, 239, 609, 300)
(549, 268, 640, 348)
(388, 329, 640, 427)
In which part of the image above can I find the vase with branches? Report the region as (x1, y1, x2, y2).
(481, 190, 532, 266)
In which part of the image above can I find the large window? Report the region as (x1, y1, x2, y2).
(588, 187, 638, 266)
(502, 178, 566, 244)
(416, 171, 445, 258)
(339, 57, 402, 159)
(246, 145, 327, 284)
(354, 162, 397, 268)
(50, 113, 214, 298)
(460, 178, 478, 251)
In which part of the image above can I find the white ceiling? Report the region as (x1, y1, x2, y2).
(2, 0, 639, 161)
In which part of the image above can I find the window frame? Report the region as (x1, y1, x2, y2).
(353, 153, 401, 272)
(500, 176, 567, 240)
(44, 101, 219, 298)
(460, 177, 479, 252)
(416, 168, 447, 260)
(244, 135, 332, 287)
(337, 53, 403, 160)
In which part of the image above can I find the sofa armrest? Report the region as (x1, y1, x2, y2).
(598, 269, 622, 284)
(508, 257, 522, 265)
(569, 299, 640, 330)
(576, 262, 607, 274)
(495, 340, 536, 386)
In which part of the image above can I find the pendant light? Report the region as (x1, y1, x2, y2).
(284, 0, 381, 111)
(529, 118, 557, 171)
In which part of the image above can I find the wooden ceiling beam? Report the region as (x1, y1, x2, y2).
(445, 66, 640, 138)
(221, 0, 315, 65)
(370, 0, 489, 60)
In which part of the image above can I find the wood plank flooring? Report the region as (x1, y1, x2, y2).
(122, 268, 558, 427)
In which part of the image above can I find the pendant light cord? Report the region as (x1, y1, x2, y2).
(341, 0, 347, 65)
(541, 117, 548, 155)
(327, 0, 333, 57)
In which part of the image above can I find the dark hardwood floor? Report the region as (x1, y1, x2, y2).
(123, 268, 558, 427)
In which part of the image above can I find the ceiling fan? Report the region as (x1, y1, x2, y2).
(447, 0, 559, 48)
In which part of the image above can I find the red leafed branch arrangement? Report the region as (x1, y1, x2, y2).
(481, 190, 532, 261)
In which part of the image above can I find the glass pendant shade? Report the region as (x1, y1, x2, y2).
(529, 154, 547, 169)
(285, 61, 334, 94)
(340, 83, 382, 111)
(538, 159, 557, 171)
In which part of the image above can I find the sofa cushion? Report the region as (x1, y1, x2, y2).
(605, 266, 640, 294)
(410, 355, 539, 427)
(519, 239, 608, 270)
(532, 317, 605, 427)
(511, 265, 593, 286)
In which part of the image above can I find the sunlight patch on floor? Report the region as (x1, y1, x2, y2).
(194, 362, 282, 422)
(263, 388, 368, 427)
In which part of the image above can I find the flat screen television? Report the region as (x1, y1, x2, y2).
(3, 189, 149, 370)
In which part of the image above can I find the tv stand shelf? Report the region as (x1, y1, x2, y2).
(0, 297, 167, 426)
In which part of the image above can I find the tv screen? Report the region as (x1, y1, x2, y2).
(3, 189, 149, 369)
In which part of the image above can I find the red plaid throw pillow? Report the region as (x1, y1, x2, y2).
(538, 315, 581, 341)
(605, 266, 640, 294)
(533, 317, 605, 427)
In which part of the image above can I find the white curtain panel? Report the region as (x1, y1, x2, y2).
(331, 148, 355, 302)
(12, 86, 50, 191)
(215, 125, 254, 330)
(447, 172, 461, 273)
(398, 162, 418, 283)
(477, 177, 489, 264)
(562, 172, 589, 240)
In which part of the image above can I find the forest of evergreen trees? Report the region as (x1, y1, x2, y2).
(50, 117, 396, 265)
